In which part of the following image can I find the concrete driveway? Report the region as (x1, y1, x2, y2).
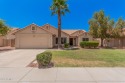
(0, 49, 45, 67)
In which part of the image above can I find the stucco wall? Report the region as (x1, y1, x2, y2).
(78, 33, 93, 46)
(15, 24, 53, 49)
(42, 24, 70, 46)
(0, 36, 4, 47)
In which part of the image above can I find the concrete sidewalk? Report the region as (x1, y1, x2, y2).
(0, 67, 125, 83)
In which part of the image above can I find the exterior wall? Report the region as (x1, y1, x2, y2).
(73, 37, 77, 46)
(0, 29, 19, 47)
(42, 25, 58, 35)
(15, 24, 53, 49)
(105, 38, 125, 48)
(78, 33, 93, 46)
(94, 38, 125, 48)
(0, 36, 4, 47)
(42, 24, 70, 46)
(5, 30, 17, 40)
(53, 34, 69, 47)
(4, 34, 15, 46)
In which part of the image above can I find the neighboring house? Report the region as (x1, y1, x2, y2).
(95, 38, 125, 48)
(14, 23, 93, 49)
(0, 36, 4, 47)
(94, 28, 125, 48)
(0, 28, 19, 47)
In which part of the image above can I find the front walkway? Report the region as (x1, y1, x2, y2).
(0, 67, 125, 83)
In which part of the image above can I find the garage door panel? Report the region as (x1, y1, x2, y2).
(19, 34, 51, 49)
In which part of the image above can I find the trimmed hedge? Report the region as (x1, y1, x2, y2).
(64, 43, 70, 48)
(80, 41, 99, 48)
(36, 51, 52, 68)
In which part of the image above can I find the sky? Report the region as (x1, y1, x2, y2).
(0, 0, 125, 31)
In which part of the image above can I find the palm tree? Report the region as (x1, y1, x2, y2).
(50, 0, 70, 48)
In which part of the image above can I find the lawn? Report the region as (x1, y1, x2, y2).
(50, 49, 125, 67)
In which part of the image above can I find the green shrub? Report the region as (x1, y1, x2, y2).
(36, 51, 52, 68)
(64, 43, 70, 48)
(80, 41, 99, 48)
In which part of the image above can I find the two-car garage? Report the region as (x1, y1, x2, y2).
(15, 24, 53, 49)
(16, 34, 52, 49)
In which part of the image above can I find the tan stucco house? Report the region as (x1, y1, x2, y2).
(14, 23, 93, 49)
(1, 23, 125, 49)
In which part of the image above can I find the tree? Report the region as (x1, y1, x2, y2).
(89, 10, 113, 47)
(0, 19, 10, 36)
(50, 0, 70, 48)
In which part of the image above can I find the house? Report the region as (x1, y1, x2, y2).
(0, 36, 4, 47)
(14, 23, 93, 49)
(0, 28, 19, 47)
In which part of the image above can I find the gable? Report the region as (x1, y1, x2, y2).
(15, 24, 53, 35)
(41, 24, 69, 37)
(79, 32, 92, 38)
(71, 30, 85, 36)
(62, 30, 78, 35)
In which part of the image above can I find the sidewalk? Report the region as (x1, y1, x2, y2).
(0, 67, 125, 83)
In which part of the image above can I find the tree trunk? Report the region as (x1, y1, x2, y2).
(101, 38, 104, 47)
(58, 10, 61, 49)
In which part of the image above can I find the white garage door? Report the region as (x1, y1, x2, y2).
(19, 34, 51, 49)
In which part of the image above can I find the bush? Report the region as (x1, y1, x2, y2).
(80, 41, 99, 48)
(36, 51, 52, 68)
(64, 43, 70, 48)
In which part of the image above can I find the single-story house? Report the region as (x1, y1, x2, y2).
(1, 23, 125, 49)
(14, 23, 93, 49)
(0, 28, 19, 47)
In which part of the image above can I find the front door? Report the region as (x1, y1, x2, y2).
(70, 38, 73, 46)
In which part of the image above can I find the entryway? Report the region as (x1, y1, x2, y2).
(70, 38, 73, 46)
(69, 38, 77, 46)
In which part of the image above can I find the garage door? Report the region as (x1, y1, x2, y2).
(19, 34, 51, 49)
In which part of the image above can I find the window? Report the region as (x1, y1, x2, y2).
(61, 38, 67, 44)
(83, 38, 89, 41)
(56, 38, 58, 44)
(31, 26, 36, 31)
(56, 37, 67, 44)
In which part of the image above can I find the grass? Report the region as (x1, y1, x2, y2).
(49, 49, 125, 67)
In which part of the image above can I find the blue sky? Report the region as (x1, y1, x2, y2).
(0, 0, 125, 31)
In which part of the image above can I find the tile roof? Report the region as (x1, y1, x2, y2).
(62, 30, 78, 34)
(8, 28, 20, 35)
(41, 24, 70, 36)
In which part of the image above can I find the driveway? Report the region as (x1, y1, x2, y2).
(0, 49, 45, 67)
(0, 46, 15, 53)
